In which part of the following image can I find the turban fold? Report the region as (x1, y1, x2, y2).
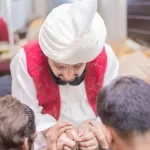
(39, 0, 107, 64)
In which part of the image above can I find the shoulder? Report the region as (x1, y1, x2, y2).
(11, 48, 26, 66)
(24, 40, 41, 53)
(104, 43, 119, 66)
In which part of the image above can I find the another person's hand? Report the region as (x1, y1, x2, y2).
(78, 123, 99, 150)
(57, 132, 76, 150)
(57, 129, 82, 150)
(89, 121, 109, 150)
(66, 129, 82, 142)
(44, 121, 73, 150)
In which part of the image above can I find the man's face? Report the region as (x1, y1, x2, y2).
(48, 58, 86, 84)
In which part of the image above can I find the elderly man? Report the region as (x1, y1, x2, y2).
(11, 0, 118, 149)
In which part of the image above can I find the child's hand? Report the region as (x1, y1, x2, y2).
(78, 123, 99, 150)
(45, 121, 73, 150)
(89, 121, 109, 150)
(57, 129, 82, 150)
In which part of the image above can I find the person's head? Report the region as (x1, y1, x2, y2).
(39, 0, 107, 85)
(0, 95, 36, 150)
(97, 76, 150, 150)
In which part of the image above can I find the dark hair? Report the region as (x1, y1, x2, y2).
(0, 95, 36, 150)
(97, 76, 150, 138)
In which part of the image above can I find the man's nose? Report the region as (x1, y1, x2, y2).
(63, 68, 75, 81)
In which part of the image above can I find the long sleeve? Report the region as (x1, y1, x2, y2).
(10, 48, 57, 149)
(103, 44, 119, 86)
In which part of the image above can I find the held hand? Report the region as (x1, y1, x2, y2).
(57, 132, 77, 150)
(89, 121, 109, 150)
(78, 123, 99, 150)
(57, 128, 82, 150)
(45, 121, 73, 150)
(66, 129, 82, 142)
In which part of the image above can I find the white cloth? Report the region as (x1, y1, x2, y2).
(10, 44, 119, 150)
(39, 0, 106, 64)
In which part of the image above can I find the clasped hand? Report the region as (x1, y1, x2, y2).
(44, 120, 108, 150)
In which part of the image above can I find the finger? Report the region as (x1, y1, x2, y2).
(60, 137, 76, 149)
(66, 129, 74, 140)
(82, 124, 91, 137)
(57, 121, 73, 129)
(64, 146, 75, 150)
(72, 129, 82, 142)
(79, 138, 98, 148)
(80, 132, 95, 141)
(90, 120, 105, 133)
(78, 127, 84, 137)
(58, 126, 73, 134)
(46, 125, 72, 141)
(79, 125, 91, 140)
(90, 126, 105, 141)
(89, 121, 100, 128)
(56, 126, 73, 138)
(57, 134, 68, 150)
(90, 126, 108, 149)
(57, 141, 65, 150)
(78, 123, 92, 137)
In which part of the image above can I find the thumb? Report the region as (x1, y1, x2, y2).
(78, 128, 84, 137)
(72, 129, 82, 142)
(90, 122, 109, 149)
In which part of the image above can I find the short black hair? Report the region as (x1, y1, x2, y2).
(97, 76, 150, 137)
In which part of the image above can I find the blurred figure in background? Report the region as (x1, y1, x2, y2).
(0, 17, 9, 42)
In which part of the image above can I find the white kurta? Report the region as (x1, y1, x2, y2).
(10, 44, 119, 149)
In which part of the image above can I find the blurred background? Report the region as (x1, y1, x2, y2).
(0, 0, 150, 96)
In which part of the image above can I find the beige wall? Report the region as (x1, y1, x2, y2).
(32, 0, 47, 18)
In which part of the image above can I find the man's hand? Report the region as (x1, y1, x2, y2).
(89, 121, 109, 150)
(57, 132, 76, 150)
(57, 129, 82, 150)
(44, 121, 73, 150)
(78, 123, 99, 150)
(66, 129, 82, 142)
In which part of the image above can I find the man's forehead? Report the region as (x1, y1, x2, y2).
(54, 61, 82, 67)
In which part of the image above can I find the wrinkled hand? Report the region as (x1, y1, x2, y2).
(78, 123, 99, 150)
(89, 121, 109, 150)
(57, 129, 82, 150)
(45, 121, 73, 150)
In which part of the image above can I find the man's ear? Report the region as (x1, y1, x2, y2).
(21, 138, 29, 150)
(103, 125, 113, 145)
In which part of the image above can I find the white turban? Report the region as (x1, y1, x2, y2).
(39, 0, 107, 64)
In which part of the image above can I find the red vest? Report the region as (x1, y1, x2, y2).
(24, 40, 107, 120)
